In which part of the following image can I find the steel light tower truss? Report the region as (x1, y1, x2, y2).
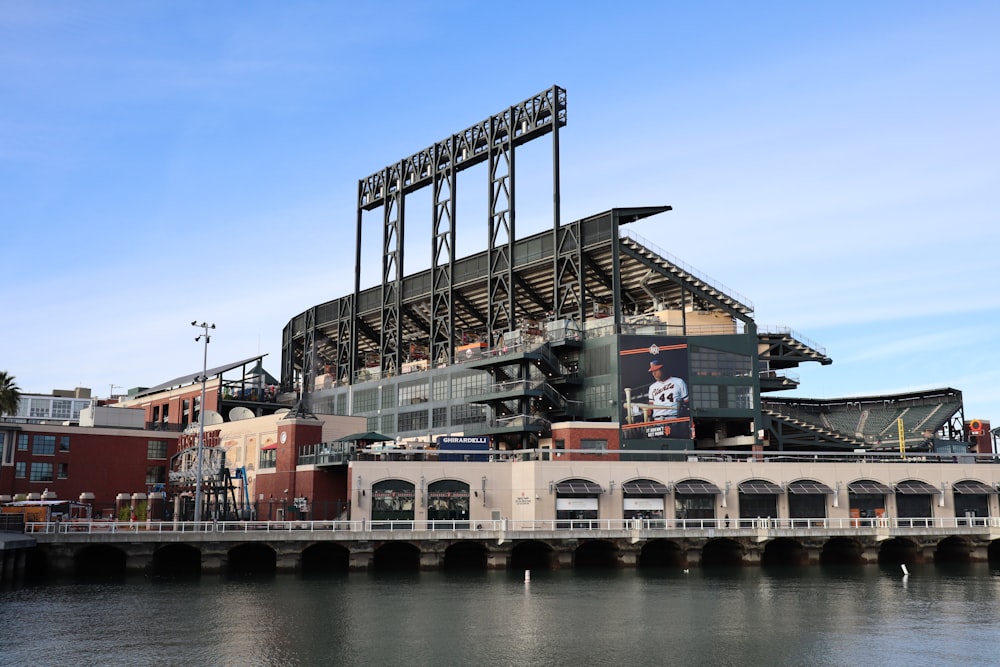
(349, 86, 567, 383)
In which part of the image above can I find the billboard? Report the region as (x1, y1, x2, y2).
(619, 335, 691, 441)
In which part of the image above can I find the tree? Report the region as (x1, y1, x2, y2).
(0, 371, 21, 419)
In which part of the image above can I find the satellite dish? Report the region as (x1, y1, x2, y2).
(203, 410, 224, 426)
(273, 408, 290, 416)
(229, 406, 256, 421)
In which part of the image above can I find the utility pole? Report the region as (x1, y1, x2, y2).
(192, 321, 215, 523)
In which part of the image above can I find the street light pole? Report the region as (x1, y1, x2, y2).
(192, 321, 215, 523)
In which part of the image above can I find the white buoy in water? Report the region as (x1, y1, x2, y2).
(524, 570, 531, 583)
(901, 564, 910, 576)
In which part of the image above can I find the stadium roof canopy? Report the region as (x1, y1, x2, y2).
(134, 355, 269, 398)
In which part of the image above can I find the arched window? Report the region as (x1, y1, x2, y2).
(953, 479, 992, 525)
(786, 479, 833, 526)
(673, 479, 720, 527)
(847, 479, 890, 524)
(371, 479, 416, 528)
(622, 478, 669, 526)
(737, 479, 781, 527)
(428, 479, 471, 528)
(554, 479, 602, 528)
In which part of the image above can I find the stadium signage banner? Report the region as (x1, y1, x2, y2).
(437, 435, 490, 461)
(619, 335, 691, 441)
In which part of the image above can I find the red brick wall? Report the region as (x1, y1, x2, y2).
(551, 425, 621, 461)
(1, 427, 179, 517)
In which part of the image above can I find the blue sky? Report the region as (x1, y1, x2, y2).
(2, 2, 998, 424)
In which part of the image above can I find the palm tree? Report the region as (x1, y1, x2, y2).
(0, 371, 21, 420)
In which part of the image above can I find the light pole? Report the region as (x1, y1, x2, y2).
(192, 321, 215, 523)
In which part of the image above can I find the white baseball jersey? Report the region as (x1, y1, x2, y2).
(648, 377, 688, 419)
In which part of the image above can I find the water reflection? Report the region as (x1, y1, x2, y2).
(2, 566, 1000, 666)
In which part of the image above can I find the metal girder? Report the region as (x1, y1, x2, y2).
(358, 86, 566, 210)
(618, 243, 733, 317)
(302, 308, 316, 398)
(348, 86, 566, 385)
(281, 322, 294, 392)
(454, 291, 488, 329)
(336, 296, 353, 385)
(487, 110, 515, 345)
(514, 272, 551, 313)
(356, 317, 380, 348)
(554, 221, 584, 322)
(381, 181, 404, 377)
(401, 304, 430, 333)
(581, 249, 615, 292)
(758, 331, 832, 368)
(764, 412, 860, 450)
(430, 143, 457, 367)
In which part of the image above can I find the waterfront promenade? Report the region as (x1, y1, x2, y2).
(9, 514, 1000, 580)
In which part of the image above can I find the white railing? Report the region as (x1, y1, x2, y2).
(25, 515, 1000, 536)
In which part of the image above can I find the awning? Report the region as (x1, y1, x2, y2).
(952, 480, 996, 495)
(673, 480, 721, 495)
(895, 480, 941, 495)
(554, 481, 603, 496)
(334, 431, 394, 443)
(260, 444, 278, 451)
(848, 480, 891, 495)
(738, 480, 783, 495)
(622, 480, 670, 495)
(786, 480, 834, 495)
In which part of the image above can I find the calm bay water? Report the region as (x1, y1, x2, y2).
(3, 565, 1000, 666)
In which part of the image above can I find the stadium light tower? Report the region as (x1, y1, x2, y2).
(192, 320, 215, 523)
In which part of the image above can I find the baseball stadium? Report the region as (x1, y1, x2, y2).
(280, 86, 975, 455)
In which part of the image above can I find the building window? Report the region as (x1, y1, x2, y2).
(584, 383, 611, 410)
(432, 407, 448, 428)
(146, 466, 166, 485)
(32, 435, 56, 456)
(59, 436, 70, 452)
(52, 399, 73, 420)
(15, 462, 26, 478)
(580, 439, 606, 450)
(691, 385, 753, 410)
(452, 403, 487, 426)
(690, 347, 753, 377)
(692, 385, 720, 409)
(147, 440, 168, 459)
(259, 449, 277, 469)
(336, 393, 348, 414)
(726, 386, 754, 409)
(398, 409, 429, 433)
(30, 462, 54, 482)
(380, 413, 395, 434)
(399, 380, 429, 406)
(71, 400, 88, 420)
(29, 399, 51, 419)
(355, 388, 378, 413)
(58, 463, 69, 479)
(451, 372, 489, 398)
(380, 384, 397, 410)
(17, 434, 28, 451)
(432, 377, 449, 401)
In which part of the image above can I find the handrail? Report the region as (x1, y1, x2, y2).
(25, 515, 1000, 536)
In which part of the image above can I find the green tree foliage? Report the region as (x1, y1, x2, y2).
(0, 371, 21, 419)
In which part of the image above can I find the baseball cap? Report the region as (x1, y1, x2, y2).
(648, 359, 663, 371)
